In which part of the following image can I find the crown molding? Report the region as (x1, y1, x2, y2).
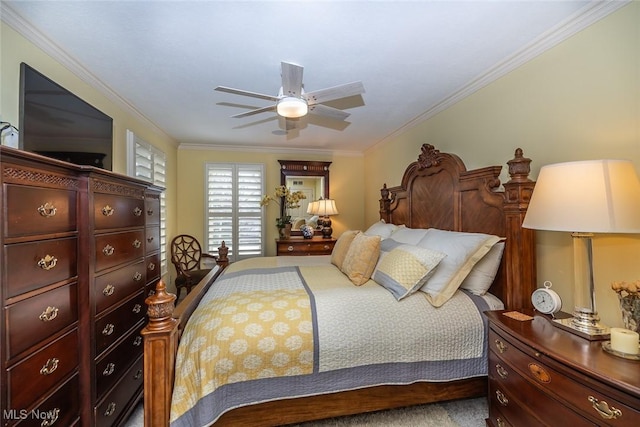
(178, 143, 363, 157)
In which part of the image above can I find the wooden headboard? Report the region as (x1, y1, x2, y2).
(379, 144, 536, 310)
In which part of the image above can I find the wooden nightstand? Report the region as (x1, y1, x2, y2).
(276, 236, 336, 256)
(484, 310, 640, 426)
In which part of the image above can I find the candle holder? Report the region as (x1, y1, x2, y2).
(602, 341, 640, 361)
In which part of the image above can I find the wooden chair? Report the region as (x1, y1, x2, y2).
(170, 234, 217, 299)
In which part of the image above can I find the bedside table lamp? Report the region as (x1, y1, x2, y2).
(523, 159, 640, 339)
(317, 199, 338, 239)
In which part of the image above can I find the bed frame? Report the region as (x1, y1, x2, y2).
(141, 144, 537, 426)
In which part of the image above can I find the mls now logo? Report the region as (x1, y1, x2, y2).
(3, 408, 60, 423)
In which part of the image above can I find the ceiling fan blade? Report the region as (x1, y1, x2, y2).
(308, 104, 351, 121)
(230, 104, 277, 118)
(304, 81, 365, 105)
(281, 62, 304, 97)
(215, 86, 279, 102)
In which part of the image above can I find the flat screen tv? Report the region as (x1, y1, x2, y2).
(19, 63, 113, 170)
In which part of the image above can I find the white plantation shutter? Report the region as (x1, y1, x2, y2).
(206, 163, 264, 262)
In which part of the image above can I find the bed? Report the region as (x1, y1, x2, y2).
(142, 144, 537, 426)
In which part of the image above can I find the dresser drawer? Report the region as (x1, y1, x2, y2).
(94, 356, 144, 427)
(3, 185, 77, 238)
(7, 329, 78, 410)
(145, 226, 160, 254)
(146, 252, 161, 284)
(95, 323, 144, 399)
(4, 237, 78, 297)
(94, 260, 145, 315)
(6, 282, 78, 359)
(145, 195, 161, 226)
(11, 375, 80, 427)
(276, 239, 335, 255)
(95, 292, 146, 356)
(94, 230, 145, 272)
(93, 193, 145, 230)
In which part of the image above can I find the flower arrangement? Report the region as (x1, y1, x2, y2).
(260, 185, 306, 229)
(611, 280, 640, 333)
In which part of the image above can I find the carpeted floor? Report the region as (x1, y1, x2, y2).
(123, 397, 487, 426)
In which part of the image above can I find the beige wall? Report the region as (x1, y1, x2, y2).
(364, 3, 640, 328)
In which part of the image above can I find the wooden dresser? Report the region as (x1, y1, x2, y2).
(276, 236, 336, 256)
(485, 310, 640, 427)
(1, 146, 163, 426)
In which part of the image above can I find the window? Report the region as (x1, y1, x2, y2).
(206, 163, 264, 262)
(126, 130, 168, 274)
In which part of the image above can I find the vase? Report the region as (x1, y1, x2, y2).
(279, 223, 292, 239)
(618, 293, 640, 333)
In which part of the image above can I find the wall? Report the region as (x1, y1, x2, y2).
(364, 3, 640, 328)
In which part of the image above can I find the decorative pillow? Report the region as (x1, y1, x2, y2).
(331, 230, 360, 270)
(341, 233, 381, 286)
(388, 226, 429, 245)
(307, 215, 319, 229)
(460, 242, 505, 295)
(373, 244, 446, 301)
(292, 217, 306, 229)
(363, 220, 398, 240)
(416, 229, 502, 307)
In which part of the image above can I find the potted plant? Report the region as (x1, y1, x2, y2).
(260, 185, 306, 239)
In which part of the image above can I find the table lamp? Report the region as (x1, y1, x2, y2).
(522, 159, 640, 339)
(316, 199, 338, 239)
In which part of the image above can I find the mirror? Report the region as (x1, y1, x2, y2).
(279, 160, 331, 233)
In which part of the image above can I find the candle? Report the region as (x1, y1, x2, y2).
(610, 328, 639, 355)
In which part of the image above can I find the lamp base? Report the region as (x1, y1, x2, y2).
(552, 315, 610, 341)
(321, 216, 333, 239)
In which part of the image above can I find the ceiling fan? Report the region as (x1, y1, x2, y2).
(215, 62, 365, 129)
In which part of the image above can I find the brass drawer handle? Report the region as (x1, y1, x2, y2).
(104, 402, 116, 417)
(496, 417, 505, 427)
(40, 358, 59, 376)
(287, 245, 294, 252)
(496, 390, 509, 407)
(37, 255, 58, 270)
(103, 284, 115, 296)
(494, 339, 507, 354)
(148, 262, 156, 271)
(147, 236, 154, 243)
(134, 369, 142, 380)
(495, 364, 508, 379)
(133, 207, 143, 217)
(147, 208, 154, 216)
(37, 202, 57, 218)
(39, 306, 59, 322)
(323, 245, 330, 250)
(103, 363, 115, 376)
(132, 239, 142, 249)
(133, 336, 142, 346)
(133, 271, 143, 281)
(588, 396, 622, 420)
(132, 304, 142, 314)
(40, 408, 60, 427)
(102, 245, 115, 256)
(102, 323, 115, 336)
(102, 205, 114, 216)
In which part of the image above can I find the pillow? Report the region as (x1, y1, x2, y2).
(292, 217, 306, 229)
(363, 220, 398, 240)
(307, 215, 319, 229)
(341, 233, 381, 285)
(416, 229, 502, 307)
(331, 230, 360, 270)
(460, 242, 505, 295)
(388, 226, 429, 245)
(373, 244, 446, 300)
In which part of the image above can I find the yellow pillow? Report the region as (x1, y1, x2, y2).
(331, 230, 360, 270)
(341, 233, 381, 286)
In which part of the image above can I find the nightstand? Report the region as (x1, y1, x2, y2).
(485, 310, 640, 426)
(276, 236, 336, 256)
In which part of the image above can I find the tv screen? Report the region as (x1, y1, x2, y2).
(19, 63, 113, 170)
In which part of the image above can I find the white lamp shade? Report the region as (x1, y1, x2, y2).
(307, 200, 319, 215)
(523, 159, 640, 233)
(316, 199, 339, 216)
(277, 97, 308, 118)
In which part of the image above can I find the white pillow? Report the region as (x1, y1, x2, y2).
(416, 229, 502, 307)
(460, 242, 505, 295)
(363, 220, 398, 240)
(388, 226, 429, 245)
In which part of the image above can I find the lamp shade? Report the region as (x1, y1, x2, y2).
(316, 199, 338, 216)
(277, 97, 308, 118)
(307, 200, 319, 215)
(522, 159, 640, 233)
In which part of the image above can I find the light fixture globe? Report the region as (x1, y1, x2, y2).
(277, 97, 308, 118)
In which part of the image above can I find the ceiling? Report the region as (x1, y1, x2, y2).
(2, 1, 624, 155)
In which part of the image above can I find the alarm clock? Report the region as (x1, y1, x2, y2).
(531, 281, 562, 315)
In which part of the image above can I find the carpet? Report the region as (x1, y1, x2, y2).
(123, 397, 487, 426)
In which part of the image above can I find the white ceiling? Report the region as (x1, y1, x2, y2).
(2, 1, 624, 155)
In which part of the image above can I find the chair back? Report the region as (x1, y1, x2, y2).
(171, 234, 203, 274)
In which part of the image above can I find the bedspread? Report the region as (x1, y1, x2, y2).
(170, 257, 493, 427)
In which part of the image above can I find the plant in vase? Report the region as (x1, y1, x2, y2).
(260, 185, 306, 239)
(611, 280, 640, 333)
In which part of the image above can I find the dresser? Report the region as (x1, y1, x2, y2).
(276, 236, 336, 256)
(485, 310, 640, 427)
(1, 146, 163, 426)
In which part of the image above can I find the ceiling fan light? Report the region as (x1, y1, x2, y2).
(277, 97, 308, 118)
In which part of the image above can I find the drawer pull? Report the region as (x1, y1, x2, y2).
(39, 306, 59, 322)
(132, 303, 142, 314)
(287, 245, 294, 252)
(323, 245, 330, 250)
(147, 236, 154, 243)
(40, 358, 59, 376)
(102, 245, 115, 256)
(148, 262, 156, 271)
(495, 364, 508, 379)
(132, 239, 142, 249)
(103, 363, 115, 376)
(494, 339, 507, 354)
(37, 255, 58, 270)
(133, 271, 143, 281)
(104, 402, 116, 417)
(496, 390, 509, 407)
(102, 205, 114, 216)
(102, 323, 115, 336)
(528, 362, 551, 383)
(133, 207, 143, 217)
(147, 208, 154, 216)
(40, 408, 60, 427)
(588, 396, 622, 420)
(37, 202, 57, 218)
(496, 418, 505, 427)
(103, 284, 115, 296)
(134, 369, 143, 380)
(133, 336, 142, 346)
